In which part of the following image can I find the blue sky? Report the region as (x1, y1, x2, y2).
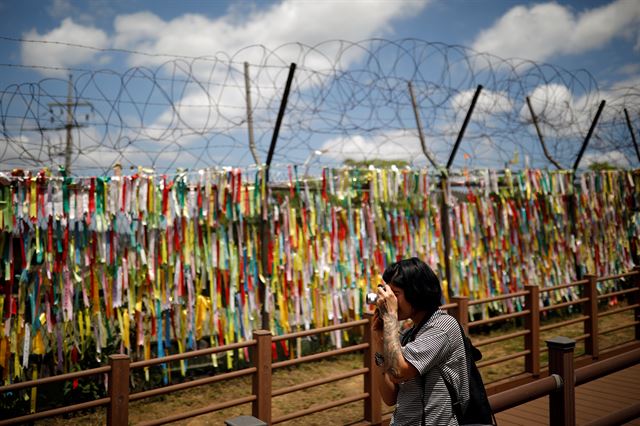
(1, 0, 639, 174)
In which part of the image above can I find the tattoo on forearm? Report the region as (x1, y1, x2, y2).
(382, 313, 402, 379)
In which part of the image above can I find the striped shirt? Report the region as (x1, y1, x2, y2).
(391, 310, 469, 426)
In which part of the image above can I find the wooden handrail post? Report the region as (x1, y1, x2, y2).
(524, 285, 540, 377)
(363, 312, 382, 424)
(547, 337, 576, 426)
(583, 274, 599, 359)
(107, 354, 130, 426)
(252, 330, 272, 423)
(632, 266, 640, 341)
(450, 296, 469, 333)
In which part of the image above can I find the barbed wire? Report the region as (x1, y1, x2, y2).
(1, 38, 639, 177)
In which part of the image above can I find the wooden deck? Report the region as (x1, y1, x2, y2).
(495, 363, 640, 425)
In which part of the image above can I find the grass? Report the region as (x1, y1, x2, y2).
(36, 305, 637, 425)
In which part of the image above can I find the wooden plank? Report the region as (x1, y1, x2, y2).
(495, 412, 545, 426)
(496, 364, 640, 424)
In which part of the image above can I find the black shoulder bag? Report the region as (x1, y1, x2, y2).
(440, 320, 496, 425)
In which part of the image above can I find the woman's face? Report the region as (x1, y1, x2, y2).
(388, 283, 414, 321)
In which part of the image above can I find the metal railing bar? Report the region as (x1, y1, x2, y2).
(129, 367, 256, 401)
(271, 392, 368, 424)
(272, 368, 368, 397)
(0, 366, 111, 393)
(0, 397, 109, 426)
(136, 395, 257, 426)
(540, 297, 588, 313)
(469, 310, 530, 328)
(130, 340, 256, 369)
(540, 315, 589, 332)
(468, 290, 528, 306)
(273, 343, 368, 369)
(473, 330, 530, 347)
(273, 319, 368, 342)
(477, 350, 530, 368)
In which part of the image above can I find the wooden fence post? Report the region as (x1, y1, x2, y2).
(582, 274, 599, 359)
(632, 266, 640, 341)
(547, 337, 576, 426)
(524, 285, 540, 377)
(252, 330, 272, 423)
(107, 354, 130, 426)
(363, 312, 382, 425)
(450, 296, 469, 333)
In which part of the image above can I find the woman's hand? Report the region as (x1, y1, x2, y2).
(375, 283, 398, 319)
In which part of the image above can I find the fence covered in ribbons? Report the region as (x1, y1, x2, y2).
(0, 167, 639, 383)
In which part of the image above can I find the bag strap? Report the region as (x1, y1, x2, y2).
(440, 368, 463, 419)
(440, 320, 469, 422)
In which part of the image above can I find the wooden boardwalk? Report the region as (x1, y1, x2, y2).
(495, 363, 640, 425)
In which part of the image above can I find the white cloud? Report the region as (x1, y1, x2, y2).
(112, 0, 429, 69)
(520, 83, 593, 138)
(451, 88, 513, 119)
(581, 150, 631, 168)
(318, 129, 444, 165)
(472, 0, 640, 62)
(21, 18, 109, 76)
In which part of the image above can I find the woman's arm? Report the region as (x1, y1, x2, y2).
(381, 312, 419, 383)
(375, 285, 420, 383)
(372, 311, 399, 405)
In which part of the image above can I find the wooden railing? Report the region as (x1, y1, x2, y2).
(1, 268, 639, 425)
(488, 338, 640, 426)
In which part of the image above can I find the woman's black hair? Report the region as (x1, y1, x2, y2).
(382, 257, 442, 313)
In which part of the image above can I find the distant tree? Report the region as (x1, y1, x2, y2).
(343, 159, 409, 168)
(588, 161, 617, 171)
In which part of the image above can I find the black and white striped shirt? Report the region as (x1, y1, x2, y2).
(391, 310, 469, 426)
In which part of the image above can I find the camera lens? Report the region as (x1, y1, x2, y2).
(366, 292, 378, 304)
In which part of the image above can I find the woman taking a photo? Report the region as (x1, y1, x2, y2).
(372, 257, 470, 425)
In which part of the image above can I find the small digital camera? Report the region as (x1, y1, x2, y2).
(365, 292, 378, 305)
(365, 284, 385, 305)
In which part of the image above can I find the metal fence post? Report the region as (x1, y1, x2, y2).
(547, 337, 576, 426)
(363, 312, 382, 425)
(524, 285, 540, 377)
(583, 274, 599, 359)
(450, 296, 469, 333)
(107, 354, 130, 426)
(252, 329, 272, 423)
